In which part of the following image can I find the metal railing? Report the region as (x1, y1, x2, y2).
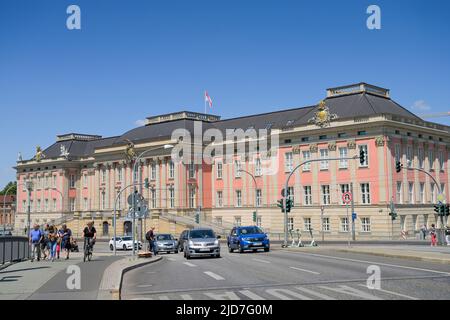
(0, 236, 29, 265)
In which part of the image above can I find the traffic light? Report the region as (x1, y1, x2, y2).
(252, 211, 257, 223)
(144, 178, 150, 189)
(277, 199, 284, 212)
(286, 199, 293, 213)
(434, 204, 444, 216)
(445, 204, 450, 217)
(195, 212, 200, 224)
(359, 148, 366, 165)
(395, 161, 402, 173)
(389, 211, 397, 221)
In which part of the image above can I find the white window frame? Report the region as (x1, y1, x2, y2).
(358, 145, 369, 167)
(189, 187, 196, 208)
(396, 182, 403, 204)
(256, 189, 262, 207)
(285, 152, 293, 172)
(168, 161, 175, 179)
(235, 160, 242, 178)
(302, 150, 311, 171)
(70, 198, 75, 212)
(406, 146, 412, 168)
(322, 217, 330, 232)
(255, 158, 262, 176)
(320, 149, 329, 170)
(361, 217, 371, 232)
(303, 218, 312, 231)
(340, 217, 349, 232)
(408, 182, 414, 204)
(217, 162, 223, 179)
(236, 190, 242, 207)
(151, 163, 157, 180)
(361, 183, 371, 204)
(288, 217, 294, 231)
(439, 151, 444, 171)
(420, 183, 425, 204)
(303, 186, 312, 205)
(321, 185, 330, 205)
(428, 150, 434, 170)
(217, 191, 223, 208)
(169, 186, 175, 208)
(418, 148, 424, 169)
(339, 147, 348, 169)
(188, 164, 196, 179)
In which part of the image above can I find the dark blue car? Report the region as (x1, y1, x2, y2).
(227, 226, 270, 253)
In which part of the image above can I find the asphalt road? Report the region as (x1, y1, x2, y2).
(121, 246, 450, 300)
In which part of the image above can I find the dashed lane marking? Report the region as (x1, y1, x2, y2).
(204, 271, 225, 281)
(289, 267, 321, 275)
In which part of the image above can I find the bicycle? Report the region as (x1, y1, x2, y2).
(83, 237, 95, 262)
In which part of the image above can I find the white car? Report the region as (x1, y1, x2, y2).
(109, 236, 143, 251)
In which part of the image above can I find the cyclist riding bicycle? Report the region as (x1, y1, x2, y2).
(82, 221, 97, 253)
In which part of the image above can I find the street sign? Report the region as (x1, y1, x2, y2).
(128, 193, 144, 206)
(352, 213, 357, 221)
(342, 192, 352, 204)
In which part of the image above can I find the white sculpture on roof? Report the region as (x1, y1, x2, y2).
(60, 145, 70, 159)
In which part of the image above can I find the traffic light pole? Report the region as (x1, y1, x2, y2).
(282, 155, 360, 247)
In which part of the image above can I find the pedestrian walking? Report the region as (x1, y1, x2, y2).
(29, 224, 43, 262)
(40, 224, 50, 260)
(445, 225, 450, 246)
(430, 224, 437, 247)
(48, 225, 58, 262)
(420, 224, 427, 240)
(58, 224, 73, 260)
(146, 227, 155, 253)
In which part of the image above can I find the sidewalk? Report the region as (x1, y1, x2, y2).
(280, 245, 450, 264)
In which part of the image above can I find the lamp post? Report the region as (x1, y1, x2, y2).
(238, 169, 258, 223)
(3, 183, 19, 236)
(25, 181, 33, 249)
(282, 155, 360, 247)
(131, 144, 174, 256)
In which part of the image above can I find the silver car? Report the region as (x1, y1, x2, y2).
(184, 228, 221, 259)
(154, 234, 179, 254)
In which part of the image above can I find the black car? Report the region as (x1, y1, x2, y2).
(178, 230, 189, 252)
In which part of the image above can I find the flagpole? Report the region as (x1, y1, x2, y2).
(204, 91, 207, 115)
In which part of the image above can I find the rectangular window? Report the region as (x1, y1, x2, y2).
(429, 150, 434, 170)
(340, 184, 350, 204)
(361, 183, 371, 204)
(340, 217, 349, 232)
(189, 187, 196, 208)
(288, 217, 294, 231)
(169, 187, 175, 208)
(83, 174, 88, 187)
(287, 186, 294, 204)
(117, 168, 123, 182)
(420, 183, 425, 204)
(234, 217, 242, 227)
(151, 164, 157, 180)
(321, 185, 330, 205)
(235, 160, 242, 178)
(255, 158, 262, 176)
(53, 175, 57, 188)
(302, 151, 311, 171)
(322, 217, 330, 232)
(37, 177, 42, 189)
(217, 162, 223, 179)
(320, 149, 329, 170)
(439, 151, 444, 171)
(303, 186, 312, 205)
(84, 198, 88, 211)
(44, 199, 48, 212)
(256, 189, 262, 207)
(70, 198, 75, 211)
(359, 145, 369, 167)
(236, 190, 242, 207)
(37, 200, 41, 212)
(395, 144, 401, 163)
(418, 148, 424, 169)
(52, 199, 57, 212)
(215, 217, 223, 226)
(431, 183, 436, 203)
(217, 191, 223, 208)
(70, 174, 75, 188)
(285, 152, 293, 172)
(101, 169, 107, 183)
(361, 217, 371, 232)
(396, 182, 403, 204)
(101, 192, 106, 210)
(408, 182, 414, 204)
(406, 146, 412, 168)
(339, 147, 348, 168)
(168, 161, 175, 179)
(188, 164, 196, 179)
(303, 218, 312, 231)
(151, 189, 156, 209)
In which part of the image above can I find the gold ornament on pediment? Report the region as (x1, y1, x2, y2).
(308, 100, 338, 128)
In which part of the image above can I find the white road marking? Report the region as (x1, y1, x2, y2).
(318, 285, 382, 300)
(205, 291, 240, 300)
(167, 258, 177, 261)
(265, 288, 312, 300)
(183, 262, 197, 267)
(357, 284, 419, 300)
(239, 290, 266, 300)
(204, 271, 225, 281)
(252, 258, 271, 264)
(292, 252, 450, 276)
(295, 287, 336, 300)
(289, 266, 321, 275)
(137, 284, 153, 288)
(180, 294, 193, 300)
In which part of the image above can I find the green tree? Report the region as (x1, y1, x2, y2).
(0, 181, 17, 196)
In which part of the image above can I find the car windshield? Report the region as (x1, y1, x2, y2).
(122, 237, 132, 241)
(239, 227, 263, 235)
(190, 229, 215, 239)
(156, 235, 173, 241)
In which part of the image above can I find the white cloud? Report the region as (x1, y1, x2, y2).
(412, 100, 431, 111)
(135, 119, 146, 127)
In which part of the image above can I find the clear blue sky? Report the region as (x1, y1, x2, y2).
(1, 0, 450, 187)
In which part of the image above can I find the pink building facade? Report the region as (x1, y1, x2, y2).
(14, 83, 450, 239)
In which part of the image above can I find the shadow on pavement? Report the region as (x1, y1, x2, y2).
(0, 266, 51, 274)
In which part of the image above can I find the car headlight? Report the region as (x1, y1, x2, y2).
(188, 240, 194, 246)
(242, 238, 249, 241)
(214, 240, 219, 246)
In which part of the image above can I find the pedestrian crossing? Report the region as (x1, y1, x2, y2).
(126, 282, 419, 300)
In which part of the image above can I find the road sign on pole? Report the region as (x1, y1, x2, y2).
(342, 192, 352, 205)
(352, 212, 357, 221)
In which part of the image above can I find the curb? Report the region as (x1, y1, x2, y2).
(97, 255, 163, 300)
(335, 248, 450, 264)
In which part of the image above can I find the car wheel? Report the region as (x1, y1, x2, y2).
(228, 245, 234, 253)
(253, 249, 257, 253)
(264, 248, 270, 252)
(215, 254, 221, 258)
(239, 244, 244, 254)
(110, 244, 114, 251)
(123, 245, 127, 251)
(174, 250, 179, 254)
